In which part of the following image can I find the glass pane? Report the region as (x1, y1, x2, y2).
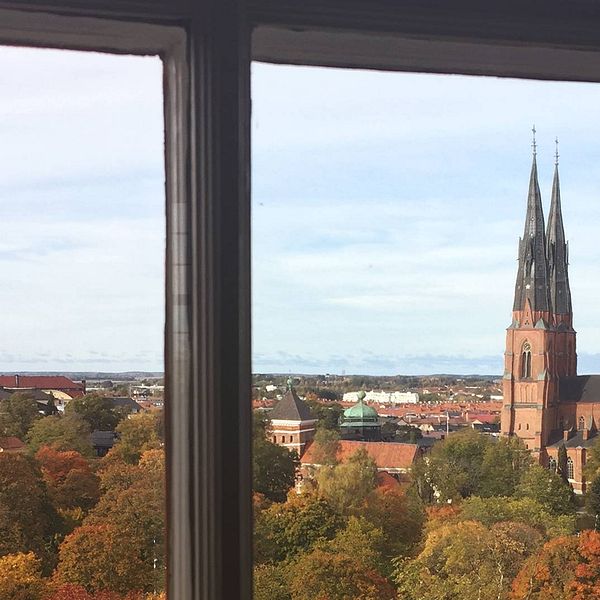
(252, 64, 600, 599)
(0, 46, 165, 599)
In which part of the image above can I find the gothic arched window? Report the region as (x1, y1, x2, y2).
(567, 457, 574, 480)
(521, 342, 532, 379)
(579, 416, 585, 431)
(548, 457, 557, 473)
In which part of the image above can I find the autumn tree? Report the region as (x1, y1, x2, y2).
(288, 548, 396, 600)
(26, 413, 93, 457)
(511, 534, 581, 600)
(65, 394, 120, 431)
(253, 414, 298, 502)
(109, 412, 162, 464)
(0, 393, 41, 439)
(44, 585, 122, 600)
(411, 429, 491, 502)
(54, 450, 165, 594)
(0, 552, 47, 600)
(36, 446, 100, 512)
(254, 493, 344, 564)
(304, 399, 344, 431)
(458, 496, 576, 538)
(478, 436, 531, 497)
(363, 487, 425, 561)
(515, 464, 574, 515)
(395, 520, 541, 600)
(316, 447, 377, 514)
(309, 427, 341, 466)
(254, 563, 291, 600)
(56, 524, 150, 594)
(0, 453, 60, 570)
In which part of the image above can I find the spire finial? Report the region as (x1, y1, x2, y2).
(357, 390, 366, 402)
(555, 137, 559, 166)
(287, 377, 293, 390)
(531, 124, 537, 157)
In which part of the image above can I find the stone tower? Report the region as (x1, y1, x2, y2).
(501, 137, 575, 454)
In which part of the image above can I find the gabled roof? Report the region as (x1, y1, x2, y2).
(109, 397, 142, 412)
(269, 385, 314, 422)
(301, 440, 419, 470)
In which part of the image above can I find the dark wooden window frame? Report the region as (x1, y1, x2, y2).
(2, 1, 600, 598)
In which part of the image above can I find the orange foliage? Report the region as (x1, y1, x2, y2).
(511, 531, 600, 600)
(36, 446, 99, 511)
(424, 504, 462, 531)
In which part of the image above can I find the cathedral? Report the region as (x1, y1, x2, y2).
(501, 136, 599, 494)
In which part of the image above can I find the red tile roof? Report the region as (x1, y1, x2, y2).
(0, 436, 26, 451)
(302, 440, 419, 470)
(0, 375, 85, 397)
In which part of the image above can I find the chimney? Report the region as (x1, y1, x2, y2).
(14, 374, 19, 387)
(564, 429, 570, 441)
(82, 379, 87, 394)
(583, 428, 590, 441)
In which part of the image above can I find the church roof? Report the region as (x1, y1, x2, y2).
(559, 375, 600, 403)
(547, 430, 597, 449)
(512, 152, 552, 313)
(547, 161, 572, 315)
(269, 381, 314, 422)
(343, 391, 379, 421)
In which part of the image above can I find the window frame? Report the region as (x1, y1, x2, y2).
(4, 1, 600, 599)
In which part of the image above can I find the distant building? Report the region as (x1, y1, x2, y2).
(0, 375, 86, 399)
(109, 396, 143, 414)
(340, 391, 382, 441)
(90, 430, 117, 457)
(268, 379, 317, 457)
(343, 390, 419, 404)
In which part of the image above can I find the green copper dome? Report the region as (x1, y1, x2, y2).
(342, 391, 379, 422)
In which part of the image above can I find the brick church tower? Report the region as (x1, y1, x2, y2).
(501, 136, 575, 455)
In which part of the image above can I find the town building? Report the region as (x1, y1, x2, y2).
(339, 391, 382, 441)
(0, 374, 86, 399)
(343, 390, 419, 404)
(300, 439, 422, 487)
(268, 379, 317, 456)
(501, 137, 600, 493)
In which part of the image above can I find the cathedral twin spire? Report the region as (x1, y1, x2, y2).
(513, 130, 572, 318)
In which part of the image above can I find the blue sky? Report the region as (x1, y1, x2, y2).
(3, 48, 600, 375)
(0, 47, 164, 372)
(252, 64, 600, 375)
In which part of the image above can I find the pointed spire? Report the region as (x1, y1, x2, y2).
(513, 134, 551, 313)
(547, 148, 572, 315)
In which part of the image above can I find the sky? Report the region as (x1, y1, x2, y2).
(3, 48, 600, 375)
(251, 63, 600, 375)
(0, 47, 164, 372)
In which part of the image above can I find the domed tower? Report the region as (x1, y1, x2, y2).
(340, 391, 382, 441)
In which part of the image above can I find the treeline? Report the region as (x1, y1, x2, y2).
(253, 424, 600, 600)
(253, 373, 498, 398)
(0, 392, 165, 599)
